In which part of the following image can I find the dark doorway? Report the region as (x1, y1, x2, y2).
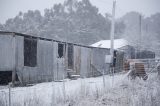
(24, 37, 37, 67)
(58, 43, 66, 58)
(68, 44, 74, 69)
(0, 71, 18, 85)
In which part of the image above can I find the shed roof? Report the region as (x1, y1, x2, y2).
(90, 39, 129, 49)
(0, 31, 109, 50)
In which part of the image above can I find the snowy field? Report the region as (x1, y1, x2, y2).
(0, 72, 160, 106)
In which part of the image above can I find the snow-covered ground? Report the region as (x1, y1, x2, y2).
(0, 72, 160, 106)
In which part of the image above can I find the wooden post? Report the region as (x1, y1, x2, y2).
(110, 0, 116, 59)
(52, 41, 55, 81)
(9, 83, 11, 106)
(63, 75, 66, 103)
(65, 44, 68, 77)
(51, 41, 56, 105)
(12, 34, 16, 87)
(103, 69, 105, 89)
(110, 1, 116, 88)
(63, 43, 66, 78)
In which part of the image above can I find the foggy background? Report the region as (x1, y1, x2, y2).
(0, 0, 160, 23)
(0, 0, 160, 54)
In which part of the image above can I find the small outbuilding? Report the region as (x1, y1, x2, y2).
(91, 39, 155, 72)
(91, 39, 129, 72)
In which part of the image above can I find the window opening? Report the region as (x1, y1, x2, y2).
(58, 43, 66, 58)
(24, 37, 37, 67)
(68, 44, 74, 69)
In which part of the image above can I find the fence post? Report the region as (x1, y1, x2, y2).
(51, 41, 55, 106)
(9, 83, 11, 106)
(103, 69, 105, 90)
(63, 75, 66, 103)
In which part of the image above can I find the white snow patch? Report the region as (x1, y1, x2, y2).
(0, 72, 160, 106)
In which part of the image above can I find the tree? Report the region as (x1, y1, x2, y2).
(0, 23, 4, 31)
(2, 0, 123, 45)
(121, 11, 160, 55)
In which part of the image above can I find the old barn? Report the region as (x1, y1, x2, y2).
(0, 31, 110, 85)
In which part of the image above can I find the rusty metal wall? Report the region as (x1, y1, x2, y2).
(91, 48, 110, 76)
(16, 38, 65, 84)
(0, 34, 112, 84)
(79, 47, 91, 77)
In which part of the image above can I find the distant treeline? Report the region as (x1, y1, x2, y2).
(0, 0, 159, 46)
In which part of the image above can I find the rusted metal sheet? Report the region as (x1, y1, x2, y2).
(0, 32, 113, 84)
(73, 46, 81, 75)
(80, 47, 91, 77)
(126, 60, 148, 80)
(91, 48, 110, 76)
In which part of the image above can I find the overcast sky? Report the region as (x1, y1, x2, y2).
(0, 0, 160, 24)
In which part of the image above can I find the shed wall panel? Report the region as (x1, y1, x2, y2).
(57, 58, 65, 80)
(16, 37, 39, 83)
(15, 36, 24, 83)
(80, 47, 91, 77)
(37, 40, 54, 82)
(73, 46, 81, 75)
(0, 35, 15, 71)
(91, 49, 110, 76)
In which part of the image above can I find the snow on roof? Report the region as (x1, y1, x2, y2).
(91, 39, 128, 49)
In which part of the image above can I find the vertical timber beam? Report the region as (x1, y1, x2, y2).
(110, 0, 116, 73)
(12, 33, 16, 86)
(52, 40, 55, 81)
(110, 0, 116, 58)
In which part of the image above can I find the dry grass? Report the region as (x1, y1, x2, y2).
(0, 73, 160, 106)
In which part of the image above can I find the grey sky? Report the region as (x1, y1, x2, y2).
(0, 0, 160, 24)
